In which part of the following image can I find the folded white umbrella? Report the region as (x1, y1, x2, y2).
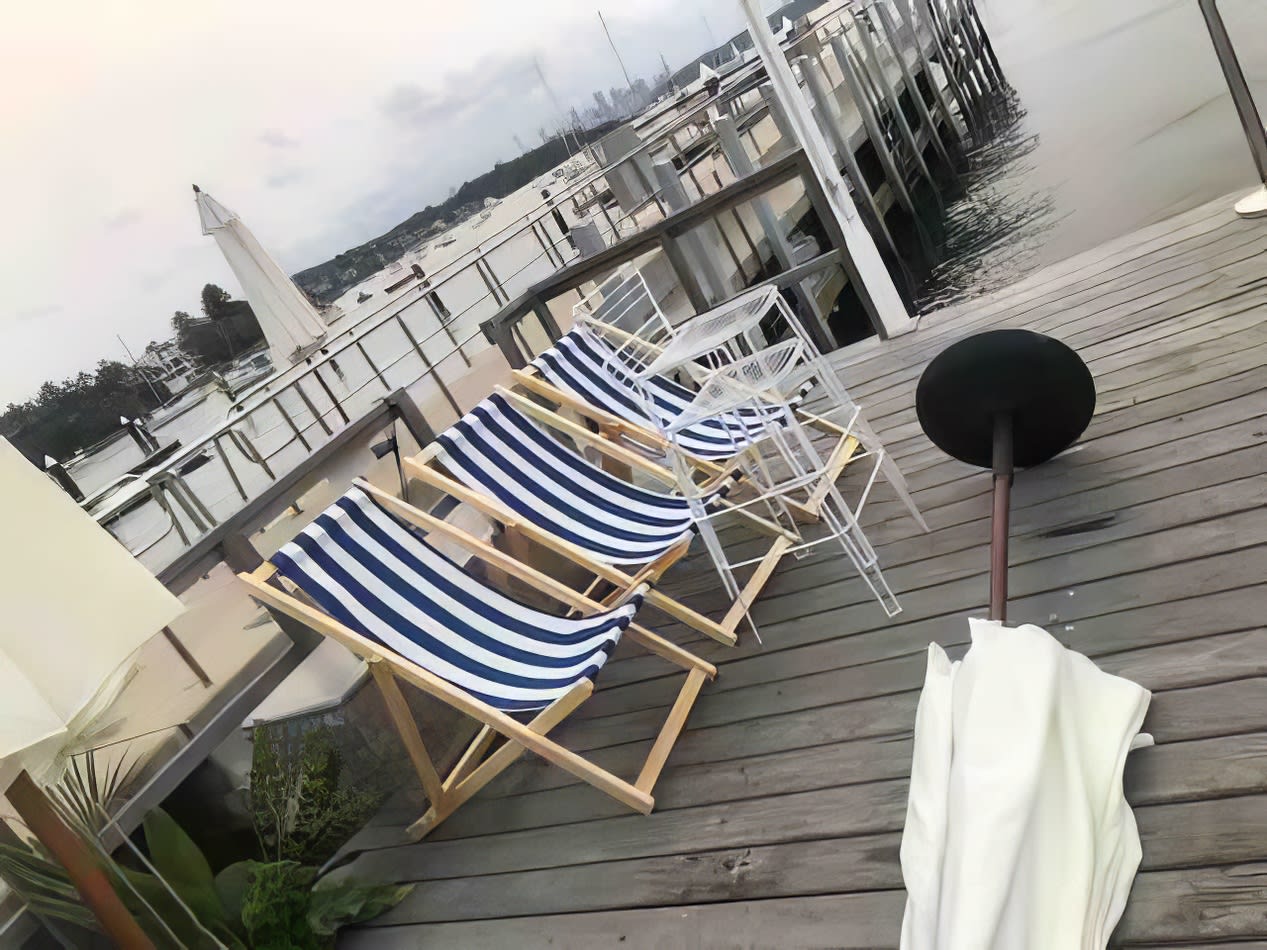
(901, 618, 1152, 950)
(194, 185, 327, 368)
(0, 438, 184, 790)
(1, 436, 186, 942)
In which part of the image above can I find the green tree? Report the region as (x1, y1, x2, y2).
(0, 360, 169, 462)
(201, 283, 232, 320)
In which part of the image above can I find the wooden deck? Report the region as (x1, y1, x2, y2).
(338, 192, 1267, 947)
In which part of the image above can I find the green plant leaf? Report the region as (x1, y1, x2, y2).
(307, 876, 414, 936)
(240, 861, 322, 950)
(213, 859, 263, 924)
(118, 866, 242, 950)
(142, 807, 234, 934)
(0, 844, 98, 930)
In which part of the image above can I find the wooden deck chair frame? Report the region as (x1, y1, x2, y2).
(412, 385, 803, 639)
(509, 358, 862, 525)
(238, 478, 715, 841)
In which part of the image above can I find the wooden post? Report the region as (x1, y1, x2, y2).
(43, 456, 84, 502)
(5, 771, 156, 949)
(161, 626, 212, 688)
(740, 0, 913, 338)
(658, 233, 712, 314)
(850, 11, 943, 211)
(715, 115, 834, 350)
(652, 159, 727, 304)
(871, 0, 958, 168)
(891, 0, 967, 142)
(798, 51, 909, 275)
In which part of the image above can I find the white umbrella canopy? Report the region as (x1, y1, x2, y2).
(900, 619, 1152, 949)
(0, 438, 184, 791)
(194, 185, 327, 368)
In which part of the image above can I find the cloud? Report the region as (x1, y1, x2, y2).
(102, 208, 142, 230)
(12, 304, 63, 323)
(380, 54, 539, 131)
(265, 167, 305, 189)
(258, 128, 299, 149)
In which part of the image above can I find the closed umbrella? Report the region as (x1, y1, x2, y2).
(194, 185, 327, 367)
(902, 332, 1151, 947)
(1, 437, 184, 946)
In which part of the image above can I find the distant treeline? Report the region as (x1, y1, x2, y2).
(293, 121, 622, 304)
(2, 284, 263, 466)
(1, 361, 169, 465)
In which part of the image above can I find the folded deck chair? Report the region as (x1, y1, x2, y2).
(515, 324, 927, 531)
(524, 324, 811, 462)
(239, 482, 715, 839)
(406, 388, 799, 643)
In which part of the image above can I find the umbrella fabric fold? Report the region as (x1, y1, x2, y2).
(900, 618, 1151, 950)
(195, 187, 327, 368)
(0, 439, 183, 788)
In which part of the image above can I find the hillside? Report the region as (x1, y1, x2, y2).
(293, 121, 620, 303)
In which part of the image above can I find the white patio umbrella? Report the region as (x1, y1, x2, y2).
(194, 185, 327, 367)
(903, 333, 1150, 947)
(1, 437, 184, 945)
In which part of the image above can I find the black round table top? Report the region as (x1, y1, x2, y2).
(916, 329, 1096, 469)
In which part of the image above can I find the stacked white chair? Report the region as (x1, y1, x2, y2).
(563, 268, 924, 633)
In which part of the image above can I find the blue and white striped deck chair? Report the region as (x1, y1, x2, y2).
(404, 389, 762, 645)
(516, 325, 814, 463)
(238, 481, 716, 840)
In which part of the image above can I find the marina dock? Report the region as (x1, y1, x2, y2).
(7, 0, 1266, 944)
(334, 191, 1267, 945)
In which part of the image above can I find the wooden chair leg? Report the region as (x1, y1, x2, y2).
(369, 661, 445, 809)
(644, 588, 736, 646)
(635, 668, 709, 794)
(806, 435, 861, 515)
(407, 681, 595, 840)
(444, 725, 496, 791)
(720, 534, 794, 635)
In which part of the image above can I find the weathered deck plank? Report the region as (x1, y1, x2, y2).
(338, 191, 1267, 946)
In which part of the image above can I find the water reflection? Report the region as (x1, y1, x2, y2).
(916, 90, 1060, 313)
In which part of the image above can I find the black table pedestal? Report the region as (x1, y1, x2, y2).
(917, 330, 1096, 622)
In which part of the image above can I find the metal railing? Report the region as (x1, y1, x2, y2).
(481, 147, 863, 364)
(90, 0, 973, 575)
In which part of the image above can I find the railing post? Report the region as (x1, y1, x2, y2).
(293, 380, 333, 436)
(383, 388, 437, 448)
(356, 341, 392, 391)
(312, 366, 351, 424)
(396, 314, 462, 416)
(212, 435, 248, 501)
(529, 295, 563, 342)
(1198, 0, 1267, 217)
(483, 314, 529, 369)
(273, 396, 311, 452)
(652, 160, 727, 304)
(658, 232, 712, 314)
(715, 115, 834, 347)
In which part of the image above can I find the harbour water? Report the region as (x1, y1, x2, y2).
(922, 0, 1267, 305)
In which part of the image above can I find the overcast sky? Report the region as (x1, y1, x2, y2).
(0, 0, 754, 405)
